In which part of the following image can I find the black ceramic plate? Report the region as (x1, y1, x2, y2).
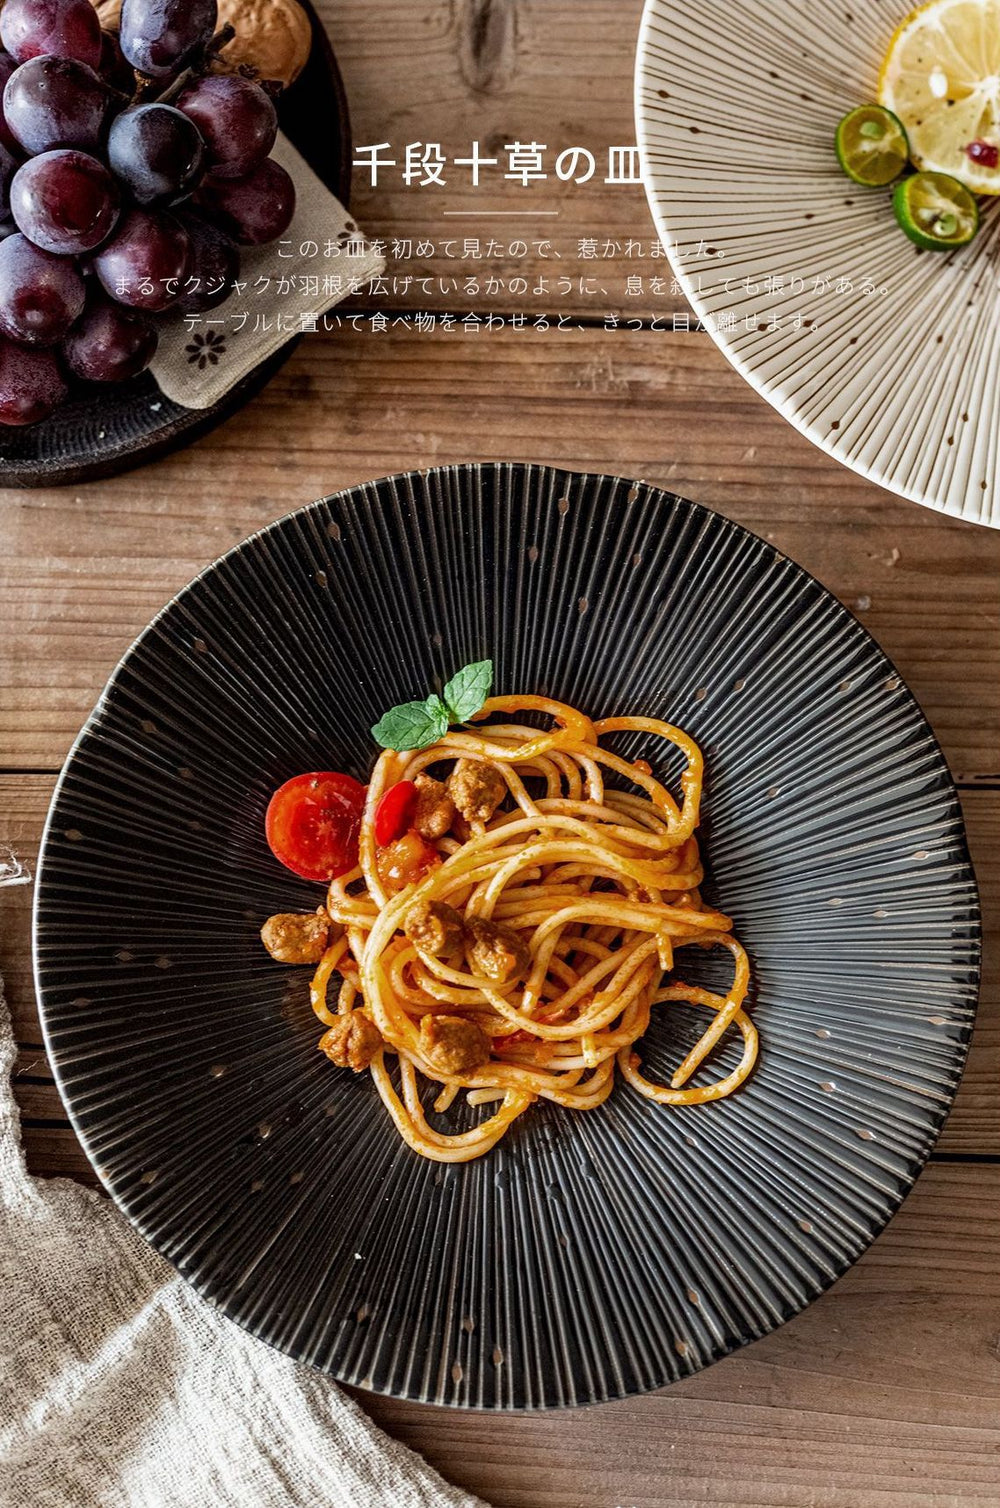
(0, 0, 351, 489)
(34, 464, 981, 1409)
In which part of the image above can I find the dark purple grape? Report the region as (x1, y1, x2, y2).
(3, 55, 118, 156)
(174, 210, 237, 311)
(10, 149, 119, 255)
(0, 336, 67, 424)
(0, 0, 101, 69)
(1, 139, 18, 209)
(98, 29, 135, 95)
(2, 142, 19, 238)
(1, 134, 17, 229)
(63, 290, 156, 381)
(0, 231, 85, 344)
(0, 51, 19, 152)
(93, 207, 191, 310)
(108, 103, 204, 206)
(176, 75, 276, 180)
(118, 0, 217, 80)
(198, 157, 295, 245)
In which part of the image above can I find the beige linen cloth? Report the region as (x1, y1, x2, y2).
(0, 997, 486, 1504)
(148, 132, 384, 409)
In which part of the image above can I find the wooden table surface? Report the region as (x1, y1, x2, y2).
(2, 4, 999, 1505)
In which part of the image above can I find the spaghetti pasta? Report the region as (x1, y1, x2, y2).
(290, 695, 757, 1163)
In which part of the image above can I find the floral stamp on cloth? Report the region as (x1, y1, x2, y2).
(185, 330, 228, 369)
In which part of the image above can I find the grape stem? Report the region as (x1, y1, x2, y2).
(136, 25, 238, 105)
(205, 23, 238, 58)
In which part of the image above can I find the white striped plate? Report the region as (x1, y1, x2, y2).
(635, 0, 1000, 528)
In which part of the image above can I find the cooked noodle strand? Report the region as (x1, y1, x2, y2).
(305, 696, 756, 1162)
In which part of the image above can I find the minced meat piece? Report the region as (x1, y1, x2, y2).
(260, 911, 330, 964)
(418, 1014, 491, 1075)
(447, 759, 506, 825)
(404, 898, 464, 955)
(319, 1010, 382, 1071)
(412, 773, 456, 840)
(464, 916, 531, 984)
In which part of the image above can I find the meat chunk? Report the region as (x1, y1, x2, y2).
(418, 1014, 491, 1076)
(412, 773, 456, 840)
(464, 916, 531, 985)
(319, 1010, 383, 1071)
(404, 898, 464, 956)
(260, 911, 330, 964)
(447, 759, 506, 825)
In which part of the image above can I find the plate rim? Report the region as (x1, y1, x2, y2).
(31, 461, 984, 1408)
(632, 0, 1000, 531)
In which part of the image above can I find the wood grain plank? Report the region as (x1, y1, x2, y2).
(3, 775, 996, 1164)
(1, 6, 998, 1499)
(15, 1128, 100, 1186)
(328, 0, 678, 317)
(350, 1169, 1000, 1508)
(1, 329, 998, 774)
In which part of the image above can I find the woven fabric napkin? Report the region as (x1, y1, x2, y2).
(148, 132, 384, 409)
(0, 979, 486, 1508)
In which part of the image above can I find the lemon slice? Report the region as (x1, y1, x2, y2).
(880, 0, 1000, 193)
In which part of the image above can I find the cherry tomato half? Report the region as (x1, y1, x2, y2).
(265, 771, 367, 882)
(373, 780, 418, 847)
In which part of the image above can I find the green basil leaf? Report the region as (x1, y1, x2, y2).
(371, 694, 450, 751)
(442, 659, 494, 723)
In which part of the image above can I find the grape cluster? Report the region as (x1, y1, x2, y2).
(0, 0, 296, 427)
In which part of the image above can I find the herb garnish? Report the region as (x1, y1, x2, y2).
(372, 660, 494, 751)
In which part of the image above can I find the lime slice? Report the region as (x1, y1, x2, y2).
(893, 170, 979, 250)
(835, 104, 909, 186)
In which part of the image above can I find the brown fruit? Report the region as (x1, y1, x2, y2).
(92, 0, 123, 27)
(215, 0, 312, 88)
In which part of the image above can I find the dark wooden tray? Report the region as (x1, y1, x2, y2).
(0, 0, 352, 488)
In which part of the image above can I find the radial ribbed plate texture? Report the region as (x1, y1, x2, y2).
(635, 0, 1000, 526)
(34, 464, 980, 1407)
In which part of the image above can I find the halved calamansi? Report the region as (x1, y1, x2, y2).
(892, 168, 980, 248)
(835, 104, 910, 186)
